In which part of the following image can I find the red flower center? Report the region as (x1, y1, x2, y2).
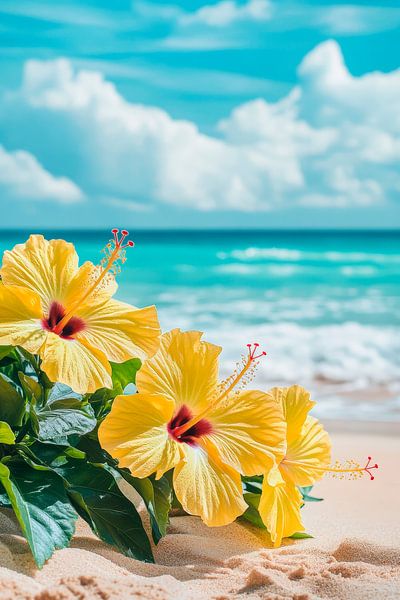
(42, 301, 85, 340)
(167, 405, 213, 446)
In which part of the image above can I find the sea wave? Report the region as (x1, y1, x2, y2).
(214, 263, 300, 276)
(205, 322, 400, 388)
(158, 311, 399, 394)
(208, 321, 400, 421)
(217, 247, 400, 264)
(154, 286, 397, 325)
(156, 309, 400, 419)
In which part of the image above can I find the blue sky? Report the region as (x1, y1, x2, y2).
(0, 0, 399, 229)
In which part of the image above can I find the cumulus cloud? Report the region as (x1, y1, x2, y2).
(1, 40, 399, 212)
(0, 144, 84, 203)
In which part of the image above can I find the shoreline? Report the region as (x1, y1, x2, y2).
(322, 418, 400, 436)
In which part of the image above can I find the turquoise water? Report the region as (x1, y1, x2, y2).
(1, 230, 399, 421)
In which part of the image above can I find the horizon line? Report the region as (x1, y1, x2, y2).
(0, 228, 400, 234)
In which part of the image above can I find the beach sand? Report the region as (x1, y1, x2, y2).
(0, 429, 398, 599)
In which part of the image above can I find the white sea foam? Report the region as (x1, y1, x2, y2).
(159, 298, 399, 387)
(208, 322, 399, 387)
(211, 322, 400, 421)
(158, 306, 400, 419)
(156, 286, 395, 325)
(214, 263, 300, 276)
(340, 265, 377, 277)
(218, 247, 400, 264)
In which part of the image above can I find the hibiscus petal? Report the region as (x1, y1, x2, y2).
(39, 332, 112, 394)
(259, 466, 304, 547)
(208, 389, 286, 476)
(173, 439, 247, 526)
(281, 415, 331, 487)
(136, 329, 221, 412)
(270, 385, 315, 444)
(64, 261, 118, 312)
(0, 285, 46, 353)
(98, 393, 181, 479)
(1, 235, 79, 312)
(77, 299, 160, 363)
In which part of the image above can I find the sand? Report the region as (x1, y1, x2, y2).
(0, 429, 399, 600)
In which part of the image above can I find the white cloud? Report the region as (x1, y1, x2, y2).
(1, 41, 399, 212)
(151, 1, 400, 50)
(179, 0, 272, 27)
(0, 144, 84, 203)
(72, 58, 286, 98)
(315, 5, 400, 36)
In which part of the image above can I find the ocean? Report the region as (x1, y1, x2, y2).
(1, 230, 399, 422)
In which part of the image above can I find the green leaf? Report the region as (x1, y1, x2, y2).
(289, 531, 314, 539)
(240, 492, 266, 529)
(84, 388, 115, 420)
(299, 486, 323, 503)
(19, 372, 42, 402)
(78, 436, 172, 544)
(0, 421, 15, 445)
(0, 346, 13, 361)
(0, 460, 77, 567)
(33, 384, 96, 445)
(30, 443, 154, 562)
(0, 373, 26, 426)
(242, 475, 263, 495)
(0, 486, 11, 507)
(120, 469, 172, 544)
(85, 359, 142, 419)
(110, 358, 141, 394)
(47, 383, 82, 404)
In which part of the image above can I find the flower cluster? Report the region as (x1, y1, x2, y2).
(0, 233, 377, 565)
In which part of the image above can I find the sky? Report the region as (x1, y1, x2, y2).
(0, 0, 399, 229)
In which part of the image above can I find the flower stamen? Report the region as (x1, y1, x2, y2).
(52, 228, 134, 335)
(283, 456, 379, 481)
(171, 343, 267, 438)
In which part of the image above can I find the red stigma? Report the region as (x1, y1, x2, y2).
(167, 405, 213, 446)
(111, 228, 134, 249)
(247, 343, 267, 361)
(363, 456, 379, 480)
(42, 301, 85, 339)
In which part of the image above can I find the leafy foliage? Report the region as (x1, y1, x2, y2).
(299, 486, 323, 503)
(119, 468, 172, 544)
(33, 383, 97, 445)
(241, 491, 266, 529)
(0, 345, 168, 567)
(28, 442, 154, 562)
(0, 343, 321, 567)
(0, 459, 77, 567)
(0, 373, 26, 426)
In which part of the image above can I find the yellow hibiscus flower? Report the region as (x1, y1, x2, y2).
(258, 385, 378, 546)
(99, 329, 286, 527)
(0, 230, 160, 394)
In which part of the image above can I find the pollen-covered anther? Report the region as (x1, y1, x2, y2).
(325, 457, 379, 480)
(100, 228, 135, 273)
